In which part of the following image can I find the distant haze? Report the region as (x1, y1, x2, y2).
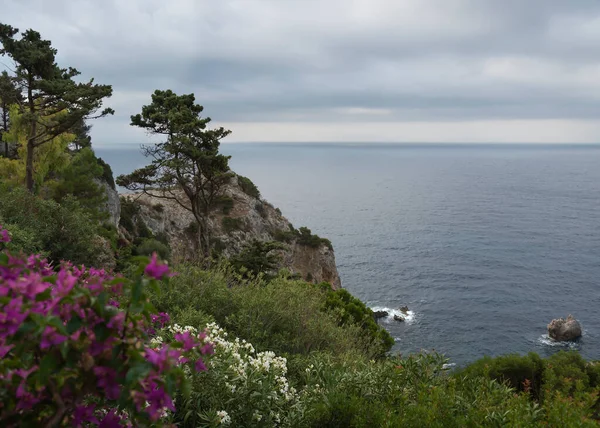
(3, 1, 600, 145)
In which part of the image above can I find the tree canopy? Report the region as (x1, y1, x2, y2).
(0, 23, 113, 191)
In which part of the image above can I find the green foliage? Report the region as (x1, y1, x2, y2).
(152, 266, 379, 359)
(273, 225, 334, 250)
(237, 174, 260, 198)
(96, 156, 116, 189)
(324, 288, 394, 356)
(0, 221, 46, 257)
(50, 147, 108, 221)
(135, 238, 171, 261)
(222, 216, 245, 233)
(297, 226, 333, 250)
(229, 240, 283, 279)
(119, 196, 139, 234)
(216, 195, 234, 214)
(0, 23, 113, 191)
(457, 352, 545, 399)
(0, 185, 103, 266)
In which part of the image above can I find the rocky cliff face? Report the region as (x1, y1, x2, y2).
(96, 179, 121, 228)
(121, 175, 341, 289)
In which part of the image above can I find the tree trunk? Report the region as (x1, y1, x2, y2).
(2, 105, 8, 158)
(26, 76, 36, 192)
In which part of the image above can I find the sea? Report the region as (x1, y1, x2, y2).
(97, 143, 600, 366)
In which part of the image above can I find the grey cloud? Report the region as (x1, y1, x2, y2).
(2, 0, 600, 143)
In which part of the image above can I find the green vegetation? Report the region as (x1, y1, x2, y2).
(274, 225, 334, 250)
(230, 240, 283, 279)
(0, 185, 104, 265)
(237, 174, 261, 198)
(222, 216, 245, 233)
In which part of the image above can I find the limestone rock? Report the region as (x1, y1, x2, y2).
(96, 179, 121, 228)
(121, 174, 341, 289)
(548, 315, 582, 341)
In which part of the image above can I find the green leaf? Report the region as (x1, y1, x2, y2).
(47, 316, 68, 335)
(38, 353, 59, 385)
(66, 315, 82, 334)
(131, 278, 143, 304)
(93, 323, 110, 341)
(125, 362, 150, 386)
(0, 253, 8, 265)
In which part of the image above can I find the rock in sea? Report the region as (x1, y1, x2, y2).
(547, 314, 582, 341)
(373, 310, 389, 320)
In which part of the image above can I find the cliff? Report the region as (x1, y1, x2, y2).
(120, 175, 341, 289)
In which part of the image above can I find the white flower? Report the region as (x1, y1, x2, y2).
(216, 410, 231, 425)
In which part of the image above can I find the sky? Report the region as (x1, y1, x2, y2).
(2, 0, 600, 145)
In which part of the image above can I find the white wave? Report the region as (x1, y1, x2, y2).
(537, 334, 580, 349)
(442, 363, 456, 370)
(371, 306, 416, 324)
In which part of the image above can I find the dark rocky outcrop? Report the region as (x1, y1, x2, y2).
(373, 310, 389, 320)
(548, 315, 582, 341)
(393, 315, 405, 322)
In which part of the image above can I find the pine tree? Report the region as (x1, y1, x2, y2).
(0, 23, 113, 191)
(117, 89, 232, 260)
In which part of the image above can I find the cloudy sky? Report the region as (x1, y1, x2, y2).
(3, 0, 600, 145)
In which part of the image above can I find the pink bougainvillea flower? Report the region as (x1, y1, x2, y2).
(0, 226, 10, 243)
(144, 253, 170, 280)
(40, 326, 68, 350)
(174, 331, 196, 351)
(73, 404, 99, 426)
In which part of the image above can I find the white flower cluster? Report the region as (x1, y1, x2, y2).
(168, 323, 198, 335)
(216, 410, 231, 425)
(204, 322, 299, 418)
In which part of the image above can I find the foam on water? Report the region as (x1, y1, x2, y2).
(537, 334, 580, 350)
(371, 306, 416, 324)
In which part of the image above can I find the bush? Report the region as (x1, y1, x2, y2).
(135, 238, 171, 261)
(0, 227, 211, 426)
(152, 266, 379, 359)
(323, 288, 394, 356)
(457, 352, 545, 399)
(297, 226, 333, 250)
(222, 216, 245, 233)
(216, 195, 234, 215)
(229, 240, 283, 279)
(237, 175, 260, 199)
(0, 185, 104, 266)
(169, 322, 298, 427)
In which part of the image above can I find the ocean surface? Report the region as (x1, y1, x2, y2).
(97, 143, 600, 366)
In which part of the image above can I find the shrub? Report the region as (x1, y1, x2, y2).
(168, 322, 298, 427)
(0, 226, 212, 426)
(0, 185, 104, 266)
(216, 195, 234, 215)
(229, 240, 283, 279)
(136, 238, 171, 261)
(152, 203, 165, 213)
(297, 226, 333, 250)
(222, 216, 245, 234)
(237, 175, 260, 199)
(323, 288, 394, 356)
(457, 352, 545, 399)
(153, 266, 379, 359)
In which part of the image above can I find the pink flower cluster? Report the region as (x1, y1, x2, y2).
(0, 225, 212, 426)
